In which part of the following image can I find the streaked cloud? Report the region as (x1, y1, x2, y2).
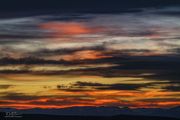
(0, 7, 180, 109)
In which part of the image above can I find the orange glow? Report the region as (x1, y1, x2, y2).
(62, 50, 111, 61)
(0, 89, 180, 109)
(40, 22, 102, 36)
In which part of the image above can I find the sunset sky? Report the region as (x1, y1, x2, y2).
(0, 1, 180, 109)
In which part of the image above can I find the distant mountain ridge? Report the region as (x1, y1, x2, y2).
(0, 106, 180, 119)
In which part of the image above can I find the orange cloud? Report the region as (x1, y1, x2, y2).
(0, 89, 180, 109)
(40, 22, 103, 36)
(62, 50, 111, 61)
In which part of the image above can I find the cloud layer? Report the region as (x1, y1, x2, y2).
(0, 7, 180, 109)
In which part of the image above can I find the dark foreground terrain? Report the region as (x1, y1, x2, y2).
(0, 113, 179, 120)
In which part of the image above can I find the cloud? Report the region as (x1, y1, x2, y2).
(0, 9, 180, 109)
(151, 7, 180, 16)
(0, 85, 12, 89)
(0, 54, 179, 83)
(29, 45, 106, 57)
(72, 81, 152, 90)
(39, 22, 104, 37)
(61, 50, 111, 61)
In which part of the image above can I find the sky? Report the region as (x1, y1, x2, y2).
(0, 0, 180, 109)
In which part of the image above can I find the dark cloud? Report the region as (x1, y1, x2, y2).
(0, 39, 30, 44)
(153, 7, 180, 16)
(0, 57, 69, 65)
(163, 85, 180, 92)
(0, 34, 49, 39)
(107, 29, 161, 37)
(138, 98, 180, 102)
(58, 81, 154, 91)
(0, 85, 12, 89)
(42, 14, 94, 22)
(30, 46, 106, 57)
(1, 93, 43, 101)
(1, 54, 180, 83)
(169, 48, 180, 54)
